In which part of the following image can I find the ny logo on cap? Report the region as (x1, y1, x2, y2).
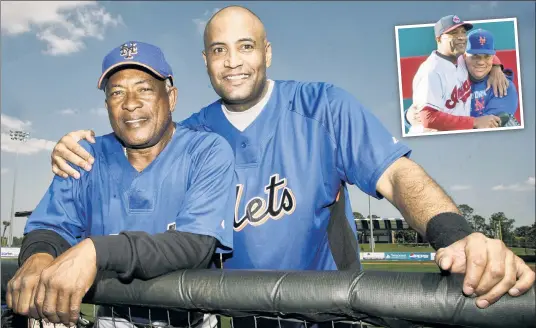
(452, 15, 460, 23)
(120, 42, 138, 60)
(479, 36, 486, 45)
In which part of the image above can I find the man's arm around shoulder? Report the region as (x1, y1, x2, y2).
(483, 74, 519, 117)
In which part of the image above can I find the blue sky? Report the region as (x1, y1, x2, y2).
(1, 1, 534, 238)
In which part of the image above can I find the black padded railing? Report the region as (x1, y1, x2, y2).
(1, 261, 534, 328)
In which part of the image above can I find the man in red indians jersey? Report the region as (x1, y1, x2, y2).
(409, 15, 508, 134)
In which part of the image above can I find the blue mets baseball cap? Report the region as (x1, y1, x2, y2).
(97, 41, 173, 90)
(434, 15, 473, 38)
(466, 29, 496, 55)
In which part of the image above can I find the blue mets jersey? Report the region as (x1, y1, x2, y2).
(181, 80, 412, 270)
(470, 71, 518, 117)
(25, 122, 235, 253)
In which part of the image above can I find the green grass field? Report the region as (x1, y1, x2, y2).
(358, 243, 535, 272)
(362, 261, 440, 272)
(358, 243, 536, 256)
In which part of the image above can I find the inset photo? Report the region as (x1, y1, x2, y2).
(395, 16, 524, 137)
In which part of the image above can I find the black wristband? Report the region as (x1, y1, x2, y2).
(425, 212, 474, 250)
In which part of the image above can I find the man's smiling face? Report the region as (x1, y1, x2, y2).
(202, 7, 272, 109)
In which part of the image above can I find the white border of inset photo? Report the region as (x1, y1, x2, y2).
(395, 17, 524, 138)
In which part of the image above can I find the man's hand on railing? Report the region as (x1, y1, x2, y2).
(33, 240, 97, 326)
(6, 254, 54, 320)
(435, 232, 536, 309)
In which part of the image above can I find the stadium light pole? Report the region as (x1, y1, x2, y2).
(8, 130, 30, 247)
(368, 195, 374, 252)
(497, 220, 503, 241)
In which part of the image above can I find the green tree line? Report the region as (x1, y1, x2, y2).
(457, 204, 535, 248)
(353, 205, 535, 249)
(4, 206, 535, 249)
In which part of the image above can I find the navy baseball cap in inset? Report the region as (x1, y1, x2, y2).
(434, 15, 473, 38)
(97, 41, 173, 90)
(466, 29, 496, 55)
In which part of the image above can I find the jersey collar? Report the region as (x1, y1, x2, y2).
(207, 80, 286, 140)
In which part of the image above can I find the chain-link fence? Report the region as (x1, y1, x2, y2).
(6, 311, 390, 328)
(2, 303, 419, 328)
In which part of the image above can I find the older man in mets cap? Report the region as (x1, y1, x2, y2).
(6, 41, 235, 328)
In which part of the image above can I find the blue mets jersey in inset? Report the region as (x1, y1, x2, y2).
(181, 80, 412, 271)
(25, 122, 235, 253)
(470, 71, 518, 118)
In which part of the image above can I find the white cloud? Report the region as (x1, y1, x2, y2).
(0, 114, 32, 132)
(90, 108, 108, 116)
(1, 133, 55, 155)
(0, 114, 55, 155)
(57, 107, 106, 116)
(492, 177, 535, 192)
(192, 8, 221, 35)
(1, 1, 123, 56)
(1, 168, 8, 175)
(450, 185, 472, 191)
(58, 108, 79, 115)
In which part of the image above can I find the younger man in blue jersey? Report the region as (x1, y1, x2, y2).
(6, 42, 235, 327)
(49, 6, 535, 326)
(405, 29, 520, 131)
(466, 29, 520, 126)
